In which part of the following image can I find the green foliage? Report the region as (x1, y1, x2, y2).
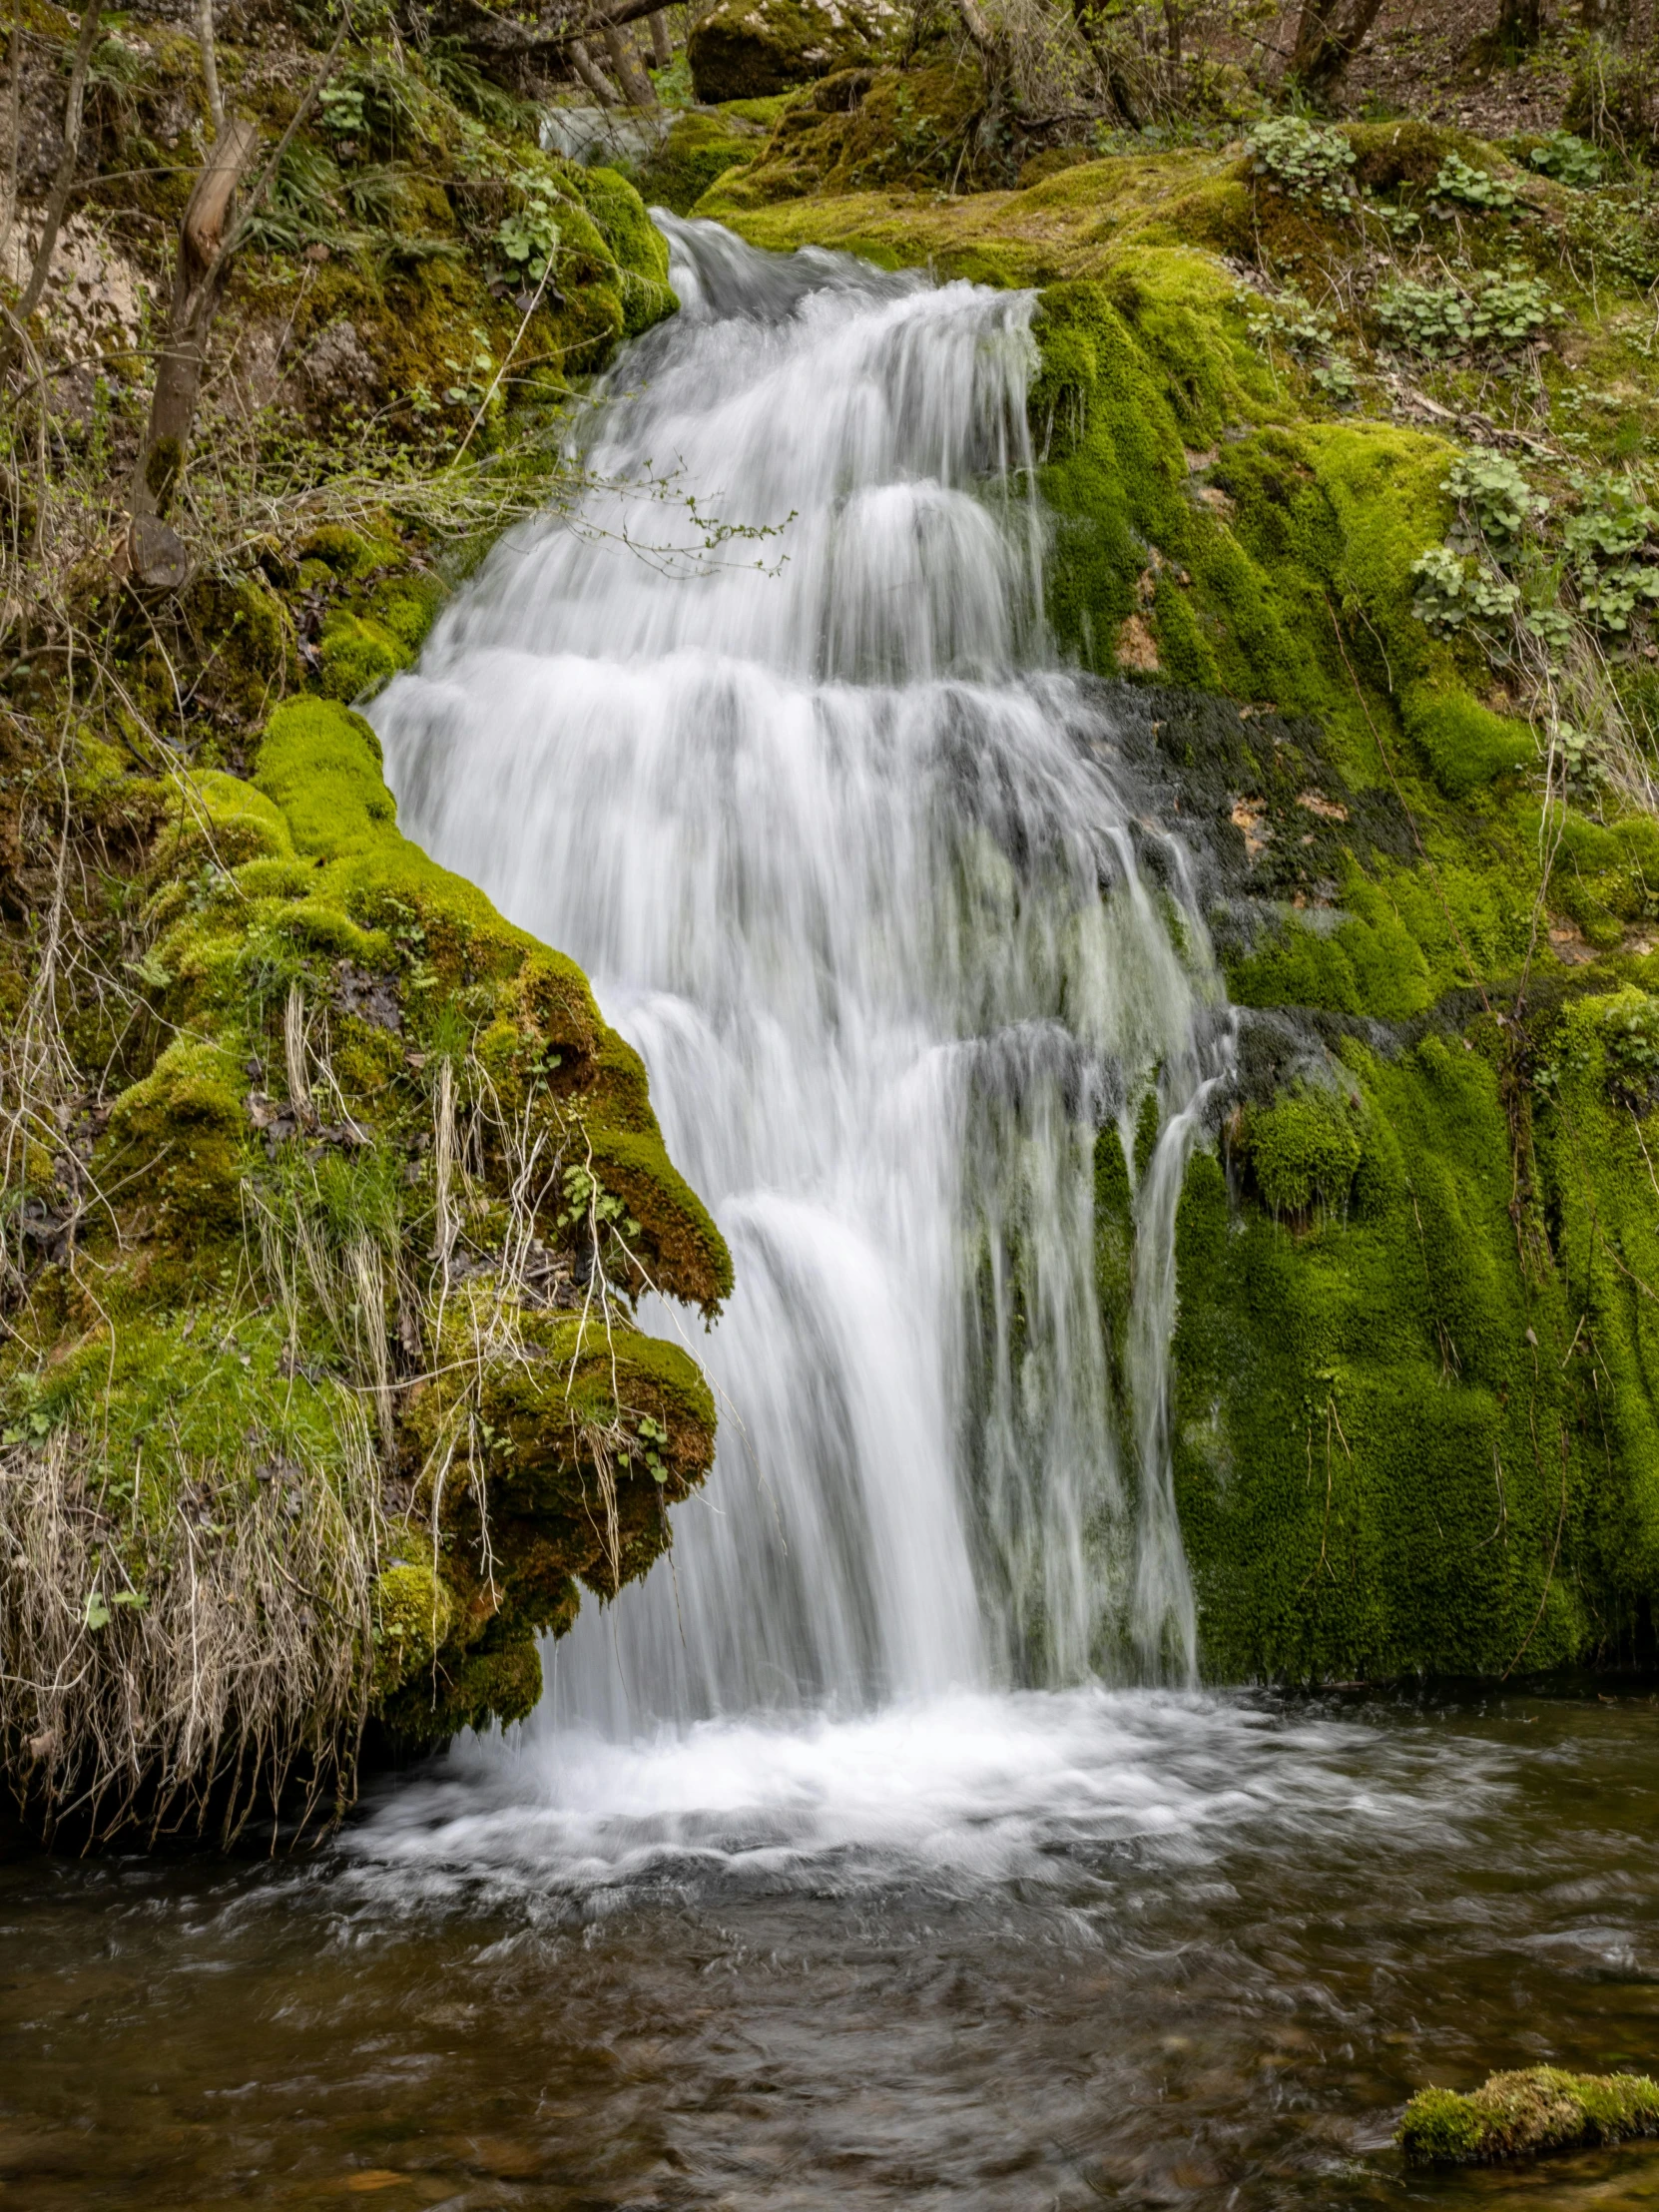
(1525, 130, 1602, 187)
(494, 170, 562, 282)
(1245, 117, 1356, 214)
(1376, 271, 1560, 358)
(1441, 451, 1547, 546)
(1429, 153, 1516, 212)
(1409, 542, 1519, 636)
(422, 37, 527, 128)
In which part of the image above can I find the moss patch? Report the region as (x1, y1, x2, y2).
(1400, 2067, 1659, 2166)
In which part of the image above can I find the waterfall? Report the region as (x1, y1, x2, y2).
(374, 215, 1229, 1734)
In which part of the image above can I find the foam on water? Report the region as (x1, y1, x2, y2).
(345, 1687, 1503, 1902)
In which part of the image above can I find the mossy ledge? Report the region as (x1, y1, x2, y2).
(1399, 2067, 1659, 2166)
(1, 699, 729, 1844)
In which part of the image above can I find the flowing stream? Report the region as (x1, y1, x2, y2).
(377, 215, 1229, 1728)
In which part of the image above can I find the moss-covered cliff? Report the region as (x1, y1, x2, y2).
(694, 80, 1659, 1683)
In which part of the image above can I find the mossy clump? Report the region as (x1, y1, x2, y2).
(1243, 1085, 1364, 1216)
(635, 110, 769, 215)
(1399, 2068, 1659, 2166)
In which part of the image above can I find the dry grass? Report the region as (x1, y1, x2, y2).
(0, 1410, 385, 1848)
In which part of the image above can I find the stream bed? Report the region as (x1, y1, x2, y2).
(4, 1686, 1658, 2209)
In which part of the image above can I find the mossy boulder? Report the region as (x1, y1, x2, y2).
(688, 0, 898, 103)
(635, 110, 770, 215)
(1399, 2067, 1659, 2165)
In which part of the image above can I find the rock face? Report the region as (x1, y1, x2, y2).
(688, 0, 896, 103)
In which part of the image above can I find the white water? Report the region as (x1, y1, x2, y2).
(374, 217, 1230, 1762)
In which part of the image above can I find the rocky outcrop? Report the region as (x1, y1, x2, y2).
(688, 0, 898, 104)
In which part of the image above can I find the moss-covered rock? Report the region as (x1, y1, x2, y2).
(3, 695, 732, 1832)
(710, 120, 1659, 1684)
(1399, 2067, 1659, 2166)
(688, 0, 898, 103)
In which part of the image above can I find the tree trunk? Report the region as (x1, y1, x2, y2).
(1290, 0, 1385, 98)
(568, 37, 618, 102)
(128, 115, 258, 534)
(601, 23, 657, 106)
(1162, 0, 1182, 66)
(1492, 0, 1542, 59)
(1, 6, 25, 278)
(648, 9, 674, 68)
(0, 2, 103, 370)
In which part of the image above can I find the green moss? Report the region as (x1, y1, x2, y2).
(635, 111, 765, 215)
(372, 1558, 454, 1693)
(98, 1035, 249, 1245)
(1399, 2067, 1659, 2166)
(1170, 1030, 1608, 1682)
(318, 609, 410, 702)
(1244, 1086, 1364, 1215)
(298, 523, 400, 579)
(1400, 682, 1536, 798)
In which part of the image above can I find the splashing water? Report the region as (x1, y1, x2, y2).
(374, 215, 1230, 1739)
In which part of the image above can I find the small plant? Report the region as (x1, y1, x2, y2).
(1526, 131, 1602, 187)
(1554, 721, 1611, 793)
(1245, 116, 1356, 214)
(635, 1413, 671, 1483)
(1409, 544, 1520, 636)
(1604, 999, 1659, 1106)
(1312, 356, 1359, 401)
(1561, 472, 1659, 633)
(1249, 289, 1339, 356)
(1376, 272, 1560, 358)
(1430, 155, 1517, 213)
(1442, 451, 1548, 546)
(1248, 289, 1359, 398)
(318, 80, 368, 139)
(494, 171, 562, 283)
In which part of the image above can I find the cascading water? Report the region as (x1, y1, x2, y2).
(374, 215, 1230, 1742)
